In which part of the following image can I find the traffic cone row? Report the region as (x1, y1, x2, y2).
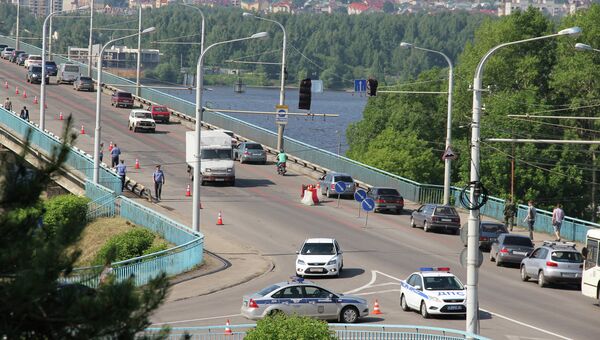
(22, 90, 27, 99)
(216, 211, 224, 225)
(135, 158, 140, 169)
(372, 299, 382, 315)
(224, 319, 232, 335)
(185, 184, 191, 197)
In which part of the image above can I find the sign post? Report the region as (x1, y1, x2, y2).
(442, 146, 457, 161)
(354, 189, 367, 217)
(335, 182, 347, 208)
(275, 104, 288, 125)
(361, 197, 375, 228)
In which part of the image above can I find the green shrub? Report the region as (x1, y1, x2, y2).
(94, 228, 156, 264)
(142, 241, 170, 256)
(245, 314, 336, 340)
(43, 195, 89, 237)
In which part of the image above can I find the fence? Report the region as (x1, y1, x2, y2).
(141, 324, 491, 340)
(2, 35, 597, 243)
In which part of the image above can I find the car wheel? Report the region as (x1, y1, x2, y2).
(400, 294, 410, 311)
(538, 271, 547, 288)
(496, 258, 502, 267)
(261, 160, 267, 165)
(455, 229, 461, 236)
(410, 217, 416, 228)
(423, 222, 430, 233)
(490, 252, 495, 262)
(151, 129, 156, 133)
(128, 124, 132, 131)
(268, 309, 283, 317)
(340, 306, 359, 323)
(520, 266, 530, 282)
(396, 208, 402, 215)
(420, 301, 430, 319)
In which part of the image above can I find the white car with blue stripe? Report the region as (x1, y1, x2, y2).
(241, 277, 369, 323)
(399, 267, 466, 318)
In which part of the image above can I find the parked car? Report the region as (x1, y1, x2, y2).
(111, 91, 134, 108)
(57, 63, 80, 84)
(128, 109, 156, 133)
(16, 53, 28, 66)
(296, 238, 344, 278)
(1, 47, 14, 59)
(241, 277, 368, 323)
(73, 76, 94, 91)
(410, 204, 460, 234)
(318, 172, 356, 198)
(490, 234, 534, 266)
(24, 55, 42, 68)
(460, 221, 508, 251)
(148, 105, 170, 123)
(234, 142, 267, 164)
(26, 65, 49, 84)
(44, 61, 58, 76)
(9, 50, 25, 63)
(366, 187, 404, 214)
(520, 241, 583, 287)
(0, 44, 8, 52)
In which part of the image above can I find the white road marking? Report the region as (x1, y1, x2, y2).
(481, 309, 572, 340)
(344, 270, 377, 294)
(354, 289, 401, 296)
(151, 313, 242, 326)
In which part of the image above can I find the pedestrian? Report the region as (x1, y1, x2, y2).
(503, 196, 516, 231)
(116, 160, 127, 191)
(99, 142, 104, 163)
(19, 106, 29, 121)
(111, 143, 121, 168)
(3, 97, 12, 111)
(552, 203, 565, 242)
(523, 200, 536, 241)
(153, 165, 165, 201)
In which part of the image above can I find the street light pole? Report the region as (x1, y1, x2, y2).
(135, 2, 142, 97)
(400, 42, 453, 205)
(181, 2, 205, 55)
(48, 0, 53, 60)
(243, 13, 287, 151)
(93, 27, 156, 184)
(465, 26, 581, 335)
(15, 0, 20, 50)
(88, 0, 94, 77)
(192, 31, 269, 233)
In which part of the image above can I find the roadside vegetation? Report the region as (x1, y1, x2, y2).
(245, 314, 336, 340)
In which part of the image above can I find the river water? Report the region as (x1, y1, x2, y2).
(161, 86, 368, 155)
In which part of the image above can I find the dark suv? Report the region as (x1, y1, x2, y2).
(411, 204, 461, 234)
(366, 187, 404, 214)
(111, 91, 134, 108)
(26, 65, 49, 84)
(45, 61, 58, 76)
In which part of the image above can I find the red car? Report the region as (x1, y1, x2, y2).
(150, 105, 170, 123)
(111, 91, 134, 108)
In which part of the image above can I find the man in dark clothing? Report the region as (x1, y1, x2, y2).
(111, 143, 121, 168)
(20, 106, 29, 120)
(116, 160, 127, 191)
(503, 197, 516, 231)
(153, 165, 165, 201)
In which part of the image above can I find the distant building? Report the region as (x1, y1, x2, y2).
(271, 0, 292, 13)
(240, 0, 269, 11)
(498, 0, 591, 17)
(347, 2, 369, 14)
(68, 44, 160, 69)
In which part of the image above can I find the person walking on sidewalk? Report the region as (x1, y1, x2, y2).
(552, 203, 565, 242)
(3, 97, 12, 111)
(99, 142, 104, 163)
(153, 165, 165, 202)
(523, 200, 537, 241)
(503, 197, 516, 231)
(19, 106, 29, 121)
(116, 160, 127, 191)
(111, 143, 121, 168)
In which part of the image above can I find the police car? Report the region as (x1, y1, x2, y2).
(399, 267, 466, 318)
(240, 277, 369, 323)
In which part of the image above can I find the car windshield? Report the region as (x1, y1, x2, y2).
(135, 112, 152, 118)
(301, 242, 335, 255)
(117, 93, 132, 98)
(45, 62, 56, 66)
(503, 236, 533, 247)
(481, 223, 507, 233)
(246, 144, 263, 150)
(377, 188, 399, 196)
(64, 65, 79, 72)
(423, 276, 464, 290)
(153, 106, 168, 112)
(334, 176, 353, 183)
(31, 66, 42, 72)
(30, 56, 42, 60)
(80, 77, 92, 82)
(257, 284, 280, 296)
(435, 206, 458, 216)
(551, 251, 583, 263)
(201, 149, 231, 159)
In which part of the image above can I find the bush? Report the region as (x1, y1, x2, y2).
(43, 195, 89, 237)
(142, 241, 170, 256)
(245, 314, 336, 340)
(94, 228, 156, 264)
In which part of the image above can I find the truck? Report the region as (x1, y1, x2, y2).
(186, 130, 235, 186)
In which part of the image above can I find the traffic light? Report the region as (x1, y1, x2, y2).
(367, 78, 378, 96)
(299, 78, 312, 110)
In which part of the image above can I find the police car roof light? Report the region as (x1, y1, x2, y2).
(419, 267, 450, 272)
(289, 276, 305, 283)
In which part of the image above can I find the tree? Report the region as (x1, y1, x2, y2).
(383, 1, 396, 14)
(0, 117, 170, 339)
(245, 314, 336, 340)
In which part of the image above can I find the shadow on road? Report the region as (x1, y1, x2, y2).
(234, 178, 275, 187)
(339, 268, 365, 278)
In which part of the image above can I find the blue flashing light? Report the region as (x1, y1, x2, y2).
(419, 267, 450, 272)
(419, 267, 434, 271)
(289, 276, 305, 283)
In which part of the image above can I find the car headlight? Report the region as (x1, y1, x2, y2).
(227, 168, 233, 173)
(430, 296, 443, 303)
(205, 168, 212, 172)
(327, 259, 337, 266)
(297, 259, 305, 265)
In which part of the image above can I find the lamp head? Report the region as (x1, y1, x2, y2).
(251, 32, 269, 39)
(142, 27, 156, 34)
(557, 26, 581, 37)
(400, 42, 413, 49)
(575, 43, 592, 51)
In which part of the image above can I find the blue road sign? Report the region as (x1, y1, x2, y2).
(354, 189, 367, 202)
(354, 79, 367, 93)
(361, 198, 375, 212)
(335, 182, 347, 194)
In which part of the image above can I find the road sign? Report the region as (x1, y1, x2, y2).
(275, 104, 288, 125)
(354, 79, 367, 93)
(334, 182, 347, 194)
(459, 247, 483, 268)
(311, 80, 323, 93)
(361, 198, 375, 212)
(354, 189, 367, 202)
(442, 146, 457, 161)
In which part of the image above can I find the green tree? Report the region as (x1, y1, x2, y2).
(245, 314, 336, 340)
(383, 1, 396, 14)
(0, 117, 170, 338)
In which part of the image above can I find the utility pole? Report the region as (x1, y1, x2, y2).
(48, 0, 53, 60)
(88, 0, 94, 77)
(135, 2, 142, 97)
(592, 148, 597, 222)
(15, 0, 20, 50)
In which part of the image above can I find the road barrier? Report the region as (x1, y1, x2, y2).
(1, 35, 596, 243)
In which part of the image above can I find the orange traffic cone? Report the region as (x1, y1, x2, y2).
(59, 112, 63, 120)
(216, 211, 224, 225)
(372, 299, 382, 315)
(135, 158, 140, 169)
(80, 125, 85, 135)
(224, 319, 232, 336)
(33, 96, 38, 104)
(4, 81, 7, 89)
(15, 87, 19, 95)
(22, 90, 27, 99)
(185, 184, 191, 197)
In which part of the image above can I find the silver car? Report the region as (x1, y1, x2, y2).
(490, 234, 534, 266)
(520, 241, 583, 287)
(241, 278, 369, 323)
(234, 142, 266, 164)
(319, 172, 356, 198)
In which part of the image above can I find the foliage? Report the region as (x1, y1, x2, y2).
(245, 314, 336, 340)
(94, 228, 159, 264)
(143, 241, 170, 256)
(0, 116, 170, 338)
(43, 194, 89, 237)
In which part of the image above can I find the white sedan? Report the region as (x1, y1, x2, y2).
(296, 238, 343, 277)
(400, 267, 466, 318)
(128, 109, 156, 133)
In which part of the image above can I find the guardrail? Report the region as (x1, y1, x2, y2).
(1, 35, 597, 243)
(142, 324, 491, 339)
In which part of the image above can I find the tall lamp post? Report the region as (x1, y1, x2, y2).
(40, 5, 89, 130)
(400, 42, 454, 205)
(15, 0, 20, 50)
(243, 13, 287, 151)
(87, 0, 94, 77)
(465, 26, 581, 335)
(135, 2, 142, 97)
(181, 2, 205, 55)
(93, 27, 156, 184)
(192, 31, 269, 233)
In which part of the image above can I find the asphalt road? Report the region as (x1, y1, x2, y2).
(0, 58, 597, 340)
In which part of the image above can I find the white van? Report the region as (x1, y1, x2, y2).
(57, 63, 80, 84)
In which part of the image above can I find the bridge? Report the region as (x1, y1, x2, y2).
(0, 36, 597, 339)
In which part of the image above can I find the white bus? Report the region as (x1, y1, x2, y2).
(582, 228, 600, 301)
